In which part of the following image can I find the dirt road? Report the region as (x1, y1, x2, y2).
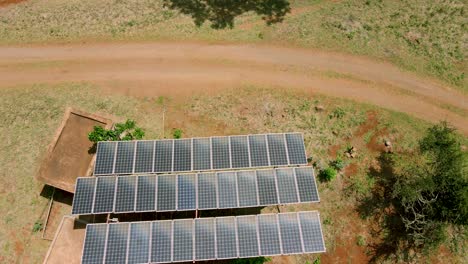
(0, 42, 466, 134)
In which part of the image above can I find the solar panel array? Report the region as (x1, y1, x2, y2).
(93, 133, 307, 175)
(81, 211, 325, 264)
(72, 167, 319, 215)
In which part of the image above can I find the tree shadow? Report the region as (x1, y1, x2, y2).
(163, 0, 291, 29)
(356, 152, 412, 263)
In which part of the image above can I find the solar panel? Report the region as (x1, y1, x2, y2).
(82, 212, 325, 263)
(105, 223, 129, 264)
(135, 175, 156, 212)
(72, 178, 96, 215)
(172, 219, 193, 262)
(127, 222, 151, 264)
(230, 135, 250, 168)
(249, 134, 269, 167)
(157, 175, 176, 211)
(217, 172, 238, 209)
(237, 215, 259, 258)
(237, 171, 258, 207)
(82, 224, 107, 264)
(93, 177, 116, 214)
(73, 167, 319, 215)
(151, 221, 172, 263)
(173, 139, 191, 172)
(299, 211, 326, 252)
(197, 173, 217, 210)
(278, 213, 303, 254)
(195, 218, 216, 261)
(154, 140, 173, 173)
(295, 167, 320, 202)
(94, 141, 116, 175)
(216, 217, 238, 259)
(276, 168, 299, 204)
(257, 170, 279, 205)
(114, 176, 136, 213)
(258, 214, 281, 255)
(285, 133, 307, 164)
(114, 141, 135, 174)
(212, 137, 231, 169)
(267, 134, 288, 166)
(134, 141, 154, 173)
(192, 138, 211, 171)
(177, 174, 196, 210)
(94, 133, 307, 175)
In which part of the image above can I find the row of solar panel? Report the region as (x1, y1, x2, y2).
(82, 211, 325, 264)
(94, 133, 307, 175)
(72, 167, 319, 215)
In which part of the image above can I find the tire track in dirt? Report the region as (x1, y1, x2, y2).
(0, 42, 466, 134)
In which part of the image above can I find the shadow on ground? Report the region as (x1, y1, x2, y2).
(163, 0, 291, 29)
(356, 152, 411, 263)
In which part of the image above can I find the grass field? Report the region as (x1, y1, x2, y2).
(0, 0, 466, 91)
(0, 83, 466, 263)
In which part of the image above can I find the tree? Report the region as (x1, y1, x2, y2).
(163, 0, 291, 29)
(392, 122, 467, 251)
(88, 119, 145, 143)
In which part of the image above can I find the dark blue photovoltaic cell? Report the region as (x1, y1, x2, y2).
(105, 223, 129, 264)
(136, 175, 156, 212)
(82, 224, 107, 264)
(230, 136, 250, 168)
(258, 215, 281, 255)
(114, 141, 135, 174)
(216, 217, 238, 259)
(173, 139, 191, 172)
(93, 177, 116, 214)
(134, 141, 154, 173)
(177, 174, 196, 210)
(193, 138, 211, 171)
(94, 142, 116, 175)
(299, 212, 325, 252)
(295, 167, 319, 202)
(217, 172, 238, 209)
(278, 213, 303, 254)
(256, 170, 278, 206)
(157, 175, 176, 211)
(151, 221, 172, 263)
(72, 178, 96, 215)
(267, 134, 288, 166)
(195, 218, 215, 261)
(285, 133, 307, 165)
(212, 137, 230, 169)
(128, 222, 150, 264)
(248, 135, 269, 167)
(154, 140, 173, 173)
(237, 171, 258, 207)
(115, 176, 136, 213)
(197, 173, 217, 209)
(173, 219, 193, 262)
(275, 168, 299, 204)
(237, 216, 259, 258)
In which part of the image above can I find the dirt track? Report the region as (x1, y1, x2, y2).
(0, 42, 467, 134)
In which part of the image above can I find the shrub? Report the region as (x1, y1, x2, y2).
(32, 220, 43, 233)
(319, 167, 337, 182)
(232, 257, 271, 264)
(329, 107, 345, 119)
(172, 128, 183, 139)
(88, 119, 145, 143)
(330, 157, 345, 171)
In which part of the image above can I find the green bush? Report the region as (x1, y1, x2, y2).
(172, 128, 183, 139)
(330, 157, 345, 171)
(319, 167, 337, 182)
(32, 220, 43, 233)
(329, 107, 345, 119)
(88, 119, 145, 143)
(232, 257, 271, 264)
